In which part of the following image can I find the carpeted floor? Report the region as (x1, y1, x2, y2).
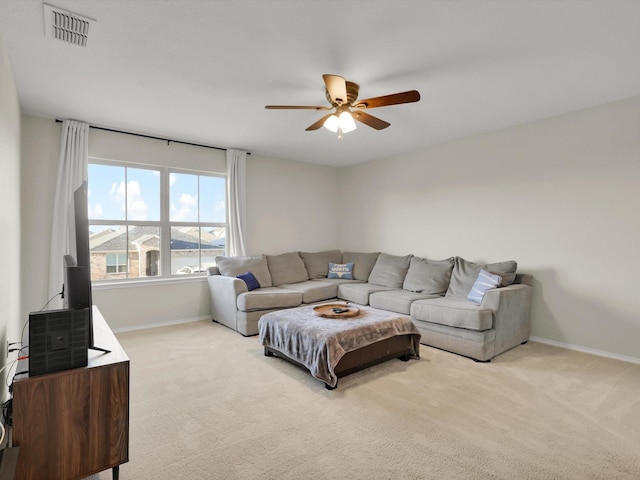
(91, 320, 640, 479)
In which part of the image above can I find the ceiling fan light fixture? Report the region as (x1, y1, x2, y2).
(323, 114, 340, 133)
(323, 111, 356, 136)
(338, 111, 357, 133)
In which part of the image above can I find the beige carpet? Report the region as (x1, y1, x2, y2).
(92, 320, 640, 479)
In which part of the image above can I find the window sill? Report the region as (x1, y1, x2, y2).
(92, 275, 208, 291)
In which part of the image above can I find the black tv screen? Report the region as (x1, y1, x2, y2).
(64, 181, 92, 312)
(70, 181, 91, 269)
(63, 181, 108, 353)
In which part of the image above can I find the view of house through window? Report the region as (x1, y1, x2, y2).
(106, 253, 128, 273)
(88, 162, 227, 280)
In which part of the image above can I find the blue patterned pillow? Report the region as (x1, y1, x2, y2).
(236, 271, 260, 291)
(467, 269, 502, 304)
(327, 262, 354, 280)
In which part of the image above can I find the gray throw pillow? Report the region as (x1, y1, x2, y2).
(368, 253, 413, 288)
(266, 252, 309, 286)
(341, 252, 380, 281)
(299, 250, 343, 278)
(445, 256, 517, 298)
(215, 255, 273, 288)
(403, 256, 455, 294)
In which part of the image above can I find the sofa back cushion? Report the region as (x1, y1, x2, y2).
(266, 252, 309, 286)
(368, 253, 413, 288)
(445, 256, 517, 298)
(299, 250, 343, 278)
(216, 255, 273, 287)
(341, 252, 380, 281)
(403, 256, 455, 294)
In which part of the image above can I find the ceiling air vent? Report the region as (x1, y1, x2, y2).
(43, 3, 96, 47)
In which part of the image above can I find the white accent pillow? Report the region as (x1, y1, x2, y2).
(467, 269, 502, 304)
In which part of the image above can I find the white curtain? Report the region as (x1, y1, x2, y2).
(226, 149, 247, 256)
(47, 120, 89, 308)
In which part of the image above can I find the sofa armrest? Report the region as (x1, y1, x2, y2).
(481, 283, 533, 357)
(207, 274, 248, 331)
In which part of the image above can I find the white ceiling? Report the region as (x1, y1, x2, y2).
(1, 0, 640, 167)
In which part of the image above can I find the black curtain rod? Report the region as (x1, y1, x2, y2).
(55, 119, 250, 154)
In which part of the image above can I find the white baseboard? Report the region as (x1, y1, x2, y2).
(529, 336, 640, 365)
(112, 315, 212, 334)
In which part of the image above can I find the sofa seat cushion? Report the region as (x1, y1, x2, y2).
(410, 297, 493, 331)
(337, 282, 396, 305)
(369, 289, 441, 315)
(299, 250, 343, 278)
(367, 253, 413, 288)
(237, 287, 302, 312)
(267, 252, 309, 286)
(278, 280, 338, 304)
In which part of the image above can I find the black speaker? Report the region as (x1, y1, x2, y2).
(28, 308, 89, 377)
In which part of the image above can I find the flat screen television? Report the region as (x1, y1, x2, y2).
(63, 181, 109, 353)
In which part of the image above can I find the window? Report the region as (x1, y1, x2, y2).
(88, 161, 227, 281)
(106, 253, 128, 273)
(169, 172, 227, 276)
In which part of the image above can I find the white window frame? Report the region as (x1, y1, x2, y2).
(165, 167, 228, 277)
(88, 158, 228, 283)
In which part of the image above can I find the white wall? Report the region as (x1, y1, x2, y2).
(0, 36, 22, 400)
(339, 96, 640, 361)
(20, 116, 60, 319)
(89, 127, 226, 172)
(245, 154, 340, 254)
(19, 118, 341, 330)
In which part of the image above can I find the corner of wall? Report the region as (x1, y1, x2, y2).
(0, 36, 22, 403)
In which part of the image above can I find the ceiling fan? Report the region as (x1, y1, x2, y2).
(265, 74, 420, 138)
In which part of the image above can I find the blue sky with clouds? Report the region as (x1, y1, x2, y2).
(88, 164, 226, 225)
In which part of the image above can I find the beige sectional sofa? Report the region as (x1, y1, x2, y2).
(207, 250, 533, 361)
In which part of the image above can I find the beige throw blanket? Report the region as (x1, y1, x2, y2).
(258, 304, 421, 388)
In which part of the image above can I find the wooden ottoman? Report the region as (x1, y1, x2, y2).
(258, 303, 421, 389)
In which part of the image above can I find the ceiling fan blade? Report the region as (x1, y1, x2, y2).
(351, 110, 390, 130)
(354, 90, 420, 109)
(265, 105, 330, 110)
(322, 74, 348, 105)
(305, 114, 333, 131)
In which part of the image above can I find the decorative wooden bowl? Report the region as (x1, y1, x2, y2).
(313, 303, 361, 319)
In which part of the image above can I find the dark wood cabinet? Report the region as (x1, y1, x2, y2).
(12, 307, 129, 480)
